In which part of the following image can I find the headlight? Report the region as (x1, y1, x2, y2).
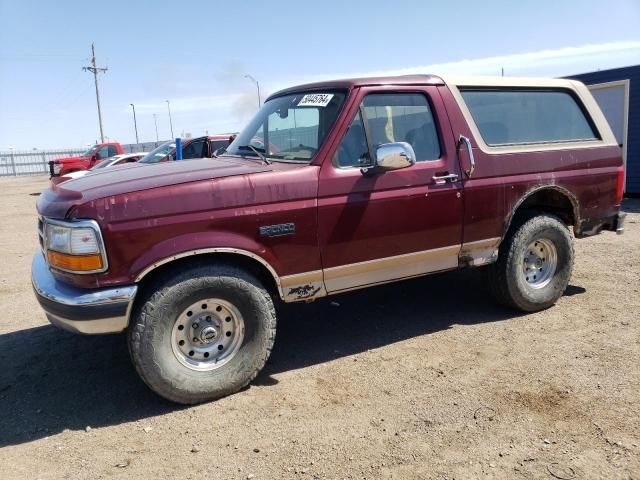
(47, 224, 100, 254)
(43, 220, 107, 273)
(53, 163, 62, 174)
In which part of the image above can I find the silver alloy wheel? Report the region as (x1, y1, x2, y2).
(171, 298, 244, 371)
(522, 238, 558, 289)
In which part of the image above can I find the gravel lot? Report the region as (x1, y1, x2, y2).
(0, 175, 639, 479)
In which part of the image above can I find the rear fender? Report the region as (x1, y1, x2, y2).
(503, 185, 580, 241)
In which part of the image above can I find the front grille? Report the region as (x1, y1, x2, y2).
(37, 217, 45, 252)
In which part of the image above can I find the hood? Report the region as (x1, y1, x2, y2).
(38, 157, 272, 218)
(65, 170, 90, 180)
(53, 155, 87, 163)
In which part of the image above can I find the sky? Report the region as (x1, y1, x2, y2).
(0, 0, 639, 150)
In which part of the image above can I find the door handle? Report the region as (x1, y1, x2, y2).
(458, 135, 475, 178)
(432, 173, 459, 183)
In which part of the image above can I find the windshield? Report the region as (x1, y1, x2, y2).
(81, 145, 99, 157)
(89, 158, 116, 170)
(139, 142, 176, 164)
(225, 91, 346, 162)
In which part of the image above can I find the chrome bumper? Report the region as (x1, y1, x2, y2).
(615, 212, 626, 235)
(31, 253, 137, 334)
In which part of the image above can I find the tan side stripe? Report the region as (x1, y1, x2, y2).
(460, 237, 501, 267)
(324, 244, 461, 280)
(324, 244, 461, 293)
(460, 237, 501, 252)
(280, 270, 323, 287)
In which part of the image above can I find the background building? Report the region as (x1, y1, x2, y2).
(568, 65, 639, 195)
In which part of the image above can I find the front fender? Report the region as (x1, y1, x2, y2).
(59, 160, 89, 175)
(129, 230, 282, 286)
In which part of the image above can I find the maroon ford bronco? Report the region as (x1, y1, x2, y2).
(32, 74, 626, 404)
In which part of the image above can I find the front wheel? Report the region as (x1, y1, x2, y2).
(487, 213, 574, 312)
(128, 263, 276, 404)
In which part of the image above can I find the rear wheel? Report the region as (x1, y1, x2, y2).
(488, 213, 574, 312)
(128, 263, 276, 404)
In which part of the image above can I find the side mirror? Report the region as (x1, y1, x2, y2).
(374, 142, 416, 171)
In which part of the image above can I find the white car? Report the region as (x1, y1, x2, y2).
(61, 153, 146, 180)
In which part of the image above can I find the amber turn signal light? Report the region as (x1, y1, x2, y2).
(47, 250, 103, 272)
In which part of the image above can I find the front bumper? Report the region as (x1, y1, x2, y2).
(31, 253, 137, 334)
(48, 161, 61, 177)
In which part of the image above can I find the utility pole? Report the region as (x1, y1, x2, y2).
(244, 74, 261, 110)
(166, 100, 174, 138)
(130, 104, 139, 144)
(153, 114, 159, 142)
(83, 43, 108, 143)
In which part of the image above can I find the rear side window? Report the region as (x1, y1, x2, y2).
(460, 89, 599, 146)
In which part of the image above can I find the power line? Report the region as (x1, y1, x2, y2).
(0, 53, 84, 62)
(51, 72, 87, 107)
(82, 43, 108, 143)
(61, 81, 94, 110)
(0, 52, 82, 57)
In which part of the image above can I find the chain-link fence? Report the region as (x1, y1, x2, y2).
(0, 141, 168, 176)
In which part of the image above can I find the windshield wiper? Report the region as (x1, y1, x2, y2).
(237, 145, 272, 165)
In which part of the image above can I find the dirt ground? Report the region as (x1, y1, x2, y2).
(0, 175, 638, 480)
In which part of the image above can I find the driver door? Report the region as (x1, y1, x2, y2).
(91, 146, 110, 167)
(317, 86, 463, 293)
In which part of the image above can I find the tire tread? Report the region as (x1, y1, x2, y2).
(127, 263, 276, 404)
(487, 212, 574, 312)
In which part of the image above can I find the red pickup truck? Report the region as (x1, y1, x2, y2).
(49, 142, 124, 177)
(32, 74, 625, 404)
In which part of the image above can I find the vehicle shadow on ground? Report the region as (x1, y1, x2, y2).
(0, 268, 586, 447)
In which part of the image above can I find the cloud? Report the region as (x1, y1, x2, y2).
(90, 40, 639, 145)
(277, 40, 640, 88)
(133, 41, 640, 118)
(130, 93, 242, 114)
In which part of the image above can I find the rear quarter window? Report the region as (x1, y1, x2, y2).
(460, 89, 599, 146)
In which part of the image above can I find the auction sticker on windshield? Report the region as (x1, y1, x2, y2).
(297, 93, 334, 107)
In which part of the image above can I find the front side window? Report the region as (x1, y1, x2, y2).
(460, 88, 599, 146)
(89, 158, 113, 170)
(225, 91, 346, 163)
(334, 112, 369, 168)
(139, 141, 176, 164)
(182, 140, 206, 159)
(335, 93, 441, 168)
(81, 145, 99, 157)
(96, 147, 110, 159)
(113, 156, 137, 165)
